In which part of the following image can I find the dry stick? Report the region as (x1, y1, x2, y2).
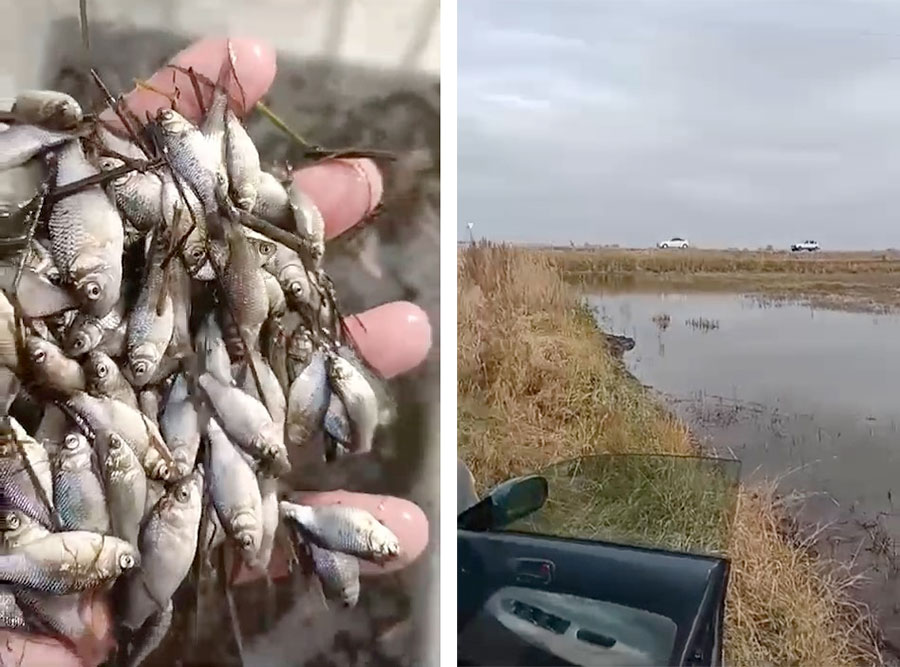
(89, 69, 154, 158)
(45, 158, 162, 204)
(186, 67, 207, 117)
(219, 546, 246, 665)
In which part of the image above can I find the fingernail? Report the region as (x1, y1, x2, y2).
(294, 159, 384, 239)
(343, 301, 431, 378)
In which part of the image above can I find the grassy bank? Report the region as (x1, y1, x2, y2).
(543, 247, 900, 311)
(458, 243, 881, 666)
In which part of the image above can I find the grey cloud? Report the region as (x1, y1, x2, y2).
(459, 0, 900, 249)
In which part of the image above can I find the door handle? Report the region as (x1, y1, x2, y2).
(510, 558, 554, 585)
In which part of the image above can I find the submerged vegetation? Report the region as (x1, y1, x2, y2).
(458, 242, 881, 666)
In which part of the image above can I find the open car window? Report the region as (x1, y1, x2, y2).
(499, 454, 741, 558)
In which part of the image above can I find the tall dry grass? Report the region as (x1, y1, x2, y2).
(458, 242, 882, 666)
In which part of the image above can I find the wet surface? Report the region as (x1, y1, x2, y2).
(592, 290, 900, 650)
(0, 17, 439, 667)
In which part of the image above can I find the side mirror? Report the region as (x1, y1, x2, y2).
(458, 474, 548, 532)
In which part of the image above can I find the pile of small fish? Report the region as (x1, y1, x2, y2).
(0, 51, 398, 666)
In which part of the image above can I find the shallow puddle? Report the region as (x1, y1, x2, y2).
(591, 290, 900, 649)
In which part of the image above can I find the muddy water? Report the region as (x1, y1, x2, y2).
(590, 291, 900, 649)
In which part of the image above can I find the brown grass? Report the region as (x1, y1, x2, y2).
(458, 242, 882, 666)
(532, 247, 900, 313)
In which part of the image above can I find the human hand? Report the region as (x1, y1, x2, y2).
(0, 36, 432, 667)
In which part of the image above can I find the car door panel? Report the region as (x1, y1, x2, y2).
(459, 529, 729, 666)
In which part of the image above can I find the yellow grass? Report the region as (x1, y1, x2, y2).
(458, 242, 882, 666)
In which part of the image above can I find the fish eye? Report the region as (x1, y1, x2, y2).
(159, 109, 174, 121)
(118, 553, 135, 569)
(71, 335, 86, 352)
(64, 434, 80, 450)
(289, 282, 304, 297)
(109, 434, 125, 449)
(132, 360, 148, 376)
(31, 349, 46, 364)
(239, 534, 254, 549)
(190, 247, 204, 260)
(96, 363, 108, 378)
(259, 242, 274, 256)
(84, 282, 102, 300)
(176, 486, 190, 502)
(0, 512, 20, 531)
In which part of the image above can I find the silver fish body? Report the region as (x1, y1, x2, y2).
(124, 598, 173, 667)
(279, 502, 400, 562)
(159, 374, 201, 477)
(206, 418, 263, 567)
(0, 531, 138, 594)
(327, 355, 378, 453)
(0, 420, 53, 527)
(120, 468, 202, 630)
(0, 586, 24, 630)
(198, 372, 289, 475)
(224, 107, 261, 210)
(97, 156, 164, 232)
(0, 123, 73, 171)
(285, 351, 330, 449)
(48, 140, 124, 317)
(101, 433, 146, 547)
(252, 171, 292, 229)
(289, 182, 325, 269)
(231, 352, 286, 430)
(11, 90, 82, 130)
(309, 543, 360, 607)
(286, 327, 315, 384)
(51, 432, 109, 533)
(154, 109, 220, 215)
(257, 475, 278, 572)
(323, 392, 351, 446)
(14, 588, 89, 645)
(126, 231, 174, 387)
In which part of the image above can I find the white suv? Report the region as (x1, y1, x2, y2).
(791, 240, 820, 252)
(657, 237, 689, 249)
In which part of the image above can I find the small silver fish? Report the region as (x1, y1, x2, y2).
(51, 432, 109, 533)
(120, 468, 202, 630)
(326, 354, 378, 453)
(101, 432, 146, 547)
(12, 90, 82, 130)
(252, 171, 292, 229)
(285, 351, 330, 449)
(97, 156, 164, 232)
(159, 374, 201, 477)
(48, 140, 124, 317)
(286, 326, 315, 384)
(309, 543, 360, 608)
(224, 105, 261, 210)
(279, 502, 400, 562)
(64, 294, 127, 357)
(153, 109, 220, 215)
(198, 372, 289, 476)
(289, 181, 325, 269)
(231, 352, 286, 429)
(0, 419, 53, 527)
(0, 123, 73, 171)
(0, 531, 138, 594)
(126, 230, 174, 387)
(206, 418, 263, 567)
(257, 475, 279, 572)
(0, 585, 24, 631)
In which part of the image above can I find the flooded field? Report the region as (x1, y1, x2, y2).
(591, 291, 900, 650)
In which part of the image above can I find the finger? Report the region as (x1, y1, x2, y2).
(343, 301, 432, 378)
(232, 491, 428, 586)
(293, 159, 384, 239)
(99, 36, 277, 128)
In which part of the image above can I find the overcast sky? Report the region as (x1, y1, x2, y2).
(458, 0, 900, 249)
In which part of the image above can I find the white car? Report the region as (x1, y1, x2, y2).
(657, 237, 689, 249)
(791, 240, 820, 252)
